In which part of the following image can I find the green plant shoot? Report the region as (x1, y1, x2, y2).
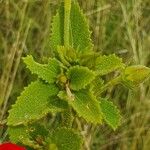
(7, 0, 150, 149)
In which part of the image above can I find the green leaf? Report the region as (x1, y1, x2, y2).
(50, 128, 83, 150)
(73, 91, 102, 124)
(56, 46, 70, 66)
(95, 54, 125, 75)
(64, 47, 77, 63)
(100, 99, 121, 130)
(8, 125, 40, 149)
(8, 125, 31, 144)
(70, 2, 93, 51)
(58, 90, 102, 124)
(91, 76, 104, 97)
(23, 55, 61, 84)
(57, 46, 78, 64)
(8, 123, 49, 149)
(51, 3, 64, 51)
(51, 1, 93, 52)
(67, 66, 95, 90)
(7, 80, 65, 126)
(29, 123, 49, 145)
(79, 52, 100, 69)
(61, 108, 74, 128)
(121, 65, 150, 88)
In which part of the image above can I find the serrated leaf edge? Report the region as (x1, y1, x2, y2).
(100, 99, 122, 130)
(72, 91, 102, 124)
(67, 65, 96, 91)
(7, 81, 59, 126)
(71, 1, 93, 50)
(23, 55, 58, 84)
(50, 127, 83, 148)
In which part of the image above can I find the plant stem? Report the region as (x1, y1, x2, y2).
(64, 0, 71, 47)
(100, 76, 121, 94)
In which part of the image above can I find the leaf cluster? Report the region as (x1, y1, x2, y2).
(7, 1, 150, 149)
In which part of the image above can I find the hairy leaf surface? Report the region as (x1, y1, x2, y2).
(100, 99, 121, 130)
(23, 55, 61, 84)
(29, 123, 49, 141)
(67, 66, 95, 90)
(50, 128, 83, 150)
(79, 52, 100, 69)
(96, 54, 125, 75)
(91, 76, 104, 97)
(8, 126, 40, 149)
(51, 3, 64, 51)
(70, 2, 93, 51)
(72, 91, 102, 124)
(8, 126, 31, 144)
(7, 81, 65, 126)
(57, 46, 78, 64)
(8, 123, 48, 149)
(51, 1, 93, 52)
(59, 90, 102, 124)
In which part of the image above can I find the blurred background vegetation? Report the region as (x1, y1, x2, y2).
(0, 0, 150, 149)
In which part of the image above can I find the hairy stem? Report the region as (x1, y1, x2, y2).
(100, 76, 121, 94)
(64, 0, 71, 46)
